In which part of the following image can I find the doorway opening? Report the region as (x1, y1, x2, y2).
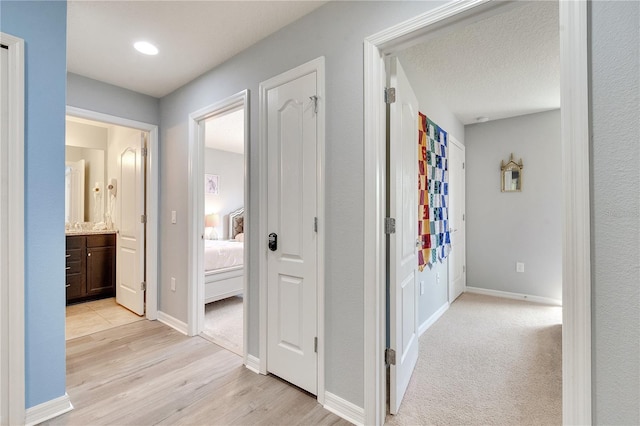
(188, 90, 249, 363)
(200, 106, 246, 356)
(64, 108, 159, 340)
(364, 1, 590, 424)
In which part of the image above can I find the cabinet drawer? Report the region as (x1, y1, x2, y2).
(66, 260, 83, 275)
(66, 236, 85, 250)
(87, 233, 115, 248)
(65, 274, 84, 300)
(66, 248, 82, 263)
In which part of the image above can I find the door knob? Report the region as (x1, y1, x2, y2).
(268, 233, 278, 251)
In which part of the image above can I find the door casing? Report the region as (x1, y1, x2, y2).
(187, 90, 249, 368)
(258, 57, 326, 404)
(363, 1, 591, 425)
(0, 32, 25, 426)
(66, 106, 160, 320)
(448, 136, 465, 303)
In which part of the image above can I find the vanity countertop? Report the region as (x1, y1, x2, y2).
(65, 229, 116, 236)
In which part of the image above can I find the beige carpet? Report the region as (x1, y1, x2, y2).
(202, 296, 243, 356)
(387, 292, 562, 426)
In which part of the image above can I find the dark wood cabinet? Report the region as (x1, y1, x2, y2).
(66, 233, 116, 304)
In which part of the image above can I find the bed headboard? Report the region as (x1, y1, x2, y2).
(229, 207, 244, 240)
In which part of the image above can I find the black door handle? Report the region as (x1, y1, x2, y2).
(268, 233, 278, 251)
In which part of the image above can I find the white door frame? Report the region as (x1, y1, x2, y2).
(363, 1, 590, 425)
(258, 57, 326, 403)
(448, 135, 465, 303)
(187, 90, 249, 365)
(66, 106, 160, 320)
(0, 32, 25, 426)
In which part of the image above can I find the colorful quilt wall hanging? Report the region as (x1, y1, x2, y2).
(418, 112, 451, 271)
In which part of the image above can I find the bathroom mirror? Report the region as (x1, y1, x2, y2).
(501, 153, 523, 192)
(65, 118, 108, 223)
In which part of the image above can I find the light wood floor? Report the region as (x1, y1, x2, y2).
(43, 320, 349, 426)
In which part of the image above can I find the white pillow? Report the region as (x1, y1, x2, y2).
(235, 232, 244, 242)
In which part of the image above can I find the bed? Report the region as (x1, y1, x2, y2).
(204, 207, 245, 303)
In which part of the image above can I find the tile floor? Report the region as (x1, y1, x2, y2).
(66, 297, 144, 340)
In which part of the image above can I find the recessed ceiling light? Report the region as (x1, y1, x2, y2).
(476, 116, 489, 123)
(134, 41, 158, 56)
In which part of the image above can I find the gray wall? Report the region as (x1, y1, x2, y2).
(158, 1, 445, 407)
(465, 110, 562, 301)
(590, 1, 640, 423)
(204, 148, 244, 240)
(67, 73, 160, 125)
(402, 63, 465, 324)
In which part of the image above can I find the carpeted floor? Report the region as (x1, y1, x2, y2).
(387, 292, 562, 426)
(202, 296, 243, 356)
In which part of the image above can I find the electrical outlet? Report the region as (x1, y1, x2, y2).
(171, 277, 176, 291)
(516, 262, 525, 273)
(436, 273, 440, 283)
(420, 281, 425, 295)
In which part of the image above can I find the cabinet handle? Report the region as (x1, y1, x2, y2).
(66, 284, 71, 288)
(65, 266, 71, 270)
(65, 254, 70, 258)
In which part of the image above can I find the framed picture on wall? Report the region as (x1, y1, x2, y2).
(205, 174, 219, 195)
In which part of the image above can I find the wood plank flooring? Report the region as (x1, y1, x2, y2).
(43, 320, 350, 426)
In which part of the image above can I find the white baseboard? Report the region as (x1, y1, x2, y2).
(245, 354, 261, 374)
(465, 286, 562, 306)
(25, 393, 73, 426)
(157, 310, 188, 335)
(323, 392, 365, 426)
(419, 302, 450, 336)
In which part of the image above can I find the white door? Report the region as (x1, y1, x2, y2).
(116, 133, 146, 315)
(0, 44, 8, 426)
(65, 159, 85, 223)
(448, 138, 466, 302)
(388, 57, 420, 415)
(266, 70, 318, 394)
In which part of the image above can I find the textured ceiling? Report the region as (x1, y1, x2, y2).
(398, 1, 560, 125)
(205, 108, 245, 154)
(67, 1, 326, 98)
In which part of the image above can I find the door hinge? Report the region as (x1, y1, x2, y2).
(141, 147, 148, 157)
(140, 282, 146, 291)
(462, 162, 465, 170)
(314, 337, 318, 353)
(384, 217, 396, 234)
(314, 217, 318, 233)
(385, 348, 396, 366)
(462, 214, 465, 221)
(384, 87, 396, 104)
(140, 214, 147, 224)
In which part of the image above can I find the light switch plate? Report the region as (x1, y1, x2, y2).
(516, 262, 525, 273)
(171, 210, 177, 224)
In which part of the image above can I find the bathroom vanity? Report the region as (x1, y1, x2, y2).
(66, 231, 116, 304)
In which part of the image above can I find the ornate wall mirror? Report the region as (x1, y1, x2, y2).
(501, 153, 523, 192)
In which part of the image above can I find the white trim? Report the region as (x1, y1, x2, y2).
(363, 1, 591, 424)
(419, 302, 450, 336)
(157, 311, 188, 335)
(186, 90, 249, 373)
(323, 392, 365, 426)
(24, 393, 73, 426)
(559, 1, 591, 424)
(465, 287, 562, 307)
(0, 32, 25, 426)
(65, 106, 159, 320)
(245, 354, 261, 374)
(258, 57, 326, 400)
